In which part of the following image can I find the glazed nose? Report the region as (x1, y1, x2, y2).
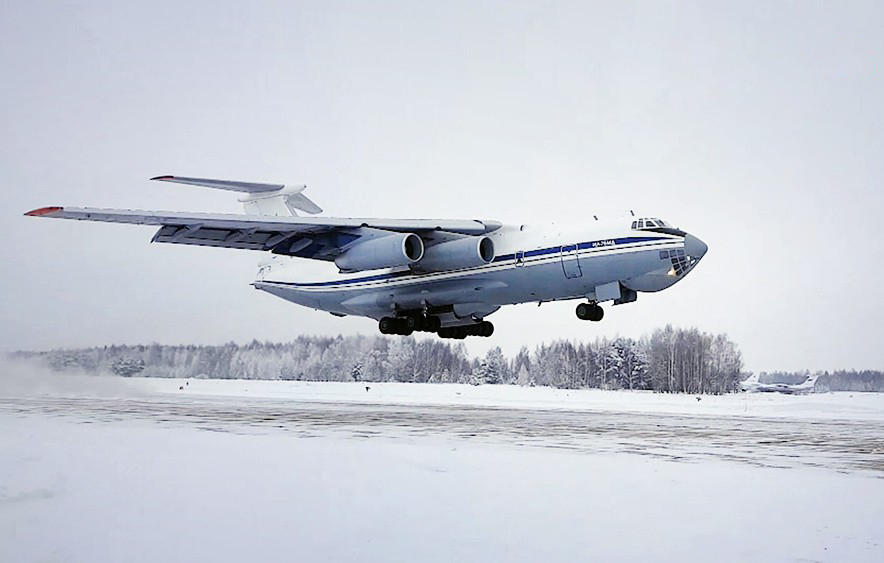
(684, 234, 708, 259)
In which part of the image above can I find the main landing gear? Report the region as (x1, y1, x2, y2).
(378, 315, 440, 336)
(378, 315, 493, 339)
(438, 321, 494, 339)
(575, 302, 604, 322)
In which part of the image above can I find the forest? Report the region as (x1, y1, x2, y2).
(11, 325, 884, 393)
(9, 325, 742, 394)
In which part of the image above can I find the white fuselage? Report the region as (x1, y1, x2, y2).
(254, 217, 707, 327)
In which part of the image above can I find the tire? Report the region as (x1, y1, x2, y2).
(589, 305, 604, 322)
(576, 303, 590, 320)
(405, 316, 418, 330)
(379, 317, 394, 334)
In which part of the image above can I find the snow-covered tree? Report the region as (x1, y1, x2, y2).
(110, 356, 145, 377)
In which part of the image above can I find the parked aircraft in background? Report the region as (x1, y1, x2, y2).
(740, 373, 820, 394)
(26, 176, 708, 339)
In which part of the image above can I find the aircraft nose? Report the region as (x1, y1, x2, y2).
(684, 234, 708, 260)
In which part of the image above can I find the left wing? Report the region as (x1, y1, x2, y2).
(24, 206, 502, 261)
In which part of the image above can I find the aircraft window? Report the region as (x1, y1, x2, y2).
(645, 220, 657, 227)
(660, 250, 669, 259)
(631, 221, 637, 229)
(637, 220, 644, 228)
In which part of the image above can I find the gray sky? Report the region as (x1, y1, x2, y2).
(2, 1, 882, 372)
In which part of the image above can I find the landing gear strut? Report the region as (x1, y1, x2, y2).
(576, 302, 604, 322)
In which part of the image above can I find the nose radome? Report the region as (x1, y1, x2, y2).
(684, 234, 708, 259)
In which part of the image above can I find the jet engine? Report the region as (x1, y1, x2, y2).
(413, 236, 495, 272)
(335, 233, 424, 272)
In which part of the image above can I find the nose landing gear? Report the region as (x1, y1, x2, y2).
(576, 302, 604, 322)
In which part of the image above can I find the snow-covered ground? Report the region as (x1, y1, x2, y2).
(2, 372, 883, 562)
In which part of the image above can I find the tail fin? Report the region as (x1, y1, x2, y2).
(151, 175, 322, 216)
(803, 373, 821, 387)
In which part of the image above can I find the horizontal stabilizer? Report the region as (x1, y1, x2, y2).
(151, 175, 284, 193)
(151, 175, 322, 215)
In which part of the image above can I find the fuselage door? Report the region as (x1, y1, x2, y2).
(561, 244, 582, 278)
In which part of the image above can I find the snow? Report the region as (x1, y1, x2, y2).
(133, 376, 884, 422)
(2, 373, 884, 562)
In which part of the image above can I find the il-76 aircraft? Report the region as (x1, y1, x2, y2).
(26, 176, 708, 339)
(740, 373, 820, 394)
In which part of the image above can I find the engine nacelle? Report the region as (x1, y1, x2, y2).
(335, 233, 424, 272)
(413, 236, 495, 272)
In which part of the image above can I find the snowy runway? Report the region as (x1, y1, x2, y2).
(2, 376, 883, 562)
(4, 393, 883, 474)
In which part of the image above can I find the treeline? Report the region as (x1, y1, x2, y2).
(11, 326, 750, 394)
(761, 370, 884, 393)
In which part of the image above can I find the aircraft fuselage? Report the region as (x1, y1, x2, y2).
(254, 217, 707, 337)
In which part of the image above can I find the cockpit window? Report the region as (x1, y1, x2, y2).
(632, 217, 676, 231)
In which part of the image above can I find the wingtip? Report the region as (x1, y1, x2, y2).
(150, 175, 175, 181)
(24, 206, 63, 217)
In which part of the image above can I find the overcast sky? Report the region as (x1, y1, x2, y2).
(2, 1, 882, 372)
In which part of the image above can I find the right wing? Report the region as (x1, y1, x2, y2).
(24, 206, 502, 262)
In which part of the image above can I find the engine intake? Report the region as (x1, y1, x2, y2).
(413, 236, 495, 272)
(335, 233, 424, 272)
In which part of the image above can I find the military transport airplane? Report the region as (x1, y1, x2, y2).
(740, 373, 820, 394)
(25, 176, 708, 339)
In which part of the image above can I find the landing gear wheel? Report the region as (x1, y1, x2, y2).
(438, 326, 468, 339)
(379, 317, 414, 336)
(478, 321, 494, 337)
(425, 316, 442, 332)
(576, 303, 591, 320)
(576, 303, 604, 322)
